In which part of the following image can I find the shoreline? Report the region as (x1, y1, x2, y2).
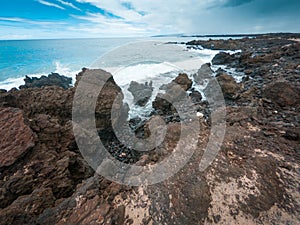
(0, 34, 299, 224)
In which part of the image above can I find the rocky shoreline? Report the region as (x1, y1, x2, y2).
(0, 34, 299, 224)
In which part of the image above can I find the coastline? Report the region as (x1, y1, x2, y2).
(0, 33, 299, 224)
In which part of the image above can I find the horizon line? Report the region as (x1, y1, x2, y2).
(1, 32, 299, 41)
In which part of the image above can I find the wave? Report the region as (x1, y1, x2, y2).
(0, 61, 79, 90)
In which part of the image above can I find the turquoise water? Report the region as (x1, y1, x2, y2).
(0, 38, 140, 82)
(0, 36, 221, 90)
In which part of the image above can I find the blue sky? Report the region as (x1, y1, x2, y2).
(0, 0, 299, 39)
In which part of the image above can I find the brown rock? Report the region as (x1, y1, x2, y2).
(216, 73, 241, 100)
(0, 107, 35, 168)
(193, 63, 213, 84)
(0, 188, 55, 225)
(263, 81, 300, 107)
(212, 52, 235, 65)
(128, 81, 153, 106)
(153, 73, 190, 115)
(73, 69, 127, 131)
(173, 73, 192, 91)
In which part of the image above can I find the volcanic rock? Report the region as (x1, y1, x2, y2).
(128, 81, 153, 106)
(19, 73, 72, 89)
(193, 63, 213, 84)
(152, 73, 192, 115)
(0, 107, 35, 168)
(216, 73, 242, 100)
(262, 81, 300, 107)
(212, 52, 236, 65)
(172, 73, 192, 91)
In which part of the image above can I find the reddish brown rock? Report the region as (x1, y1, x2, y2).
(0, 188, 55, 225)
(216, 73, 242, 100)
(152, 73, 191, 115)
(212, 52, 235, 65)
(263, 81, 300, 107)
(0, 107, 35, 168)
(173, 73, 192, 91)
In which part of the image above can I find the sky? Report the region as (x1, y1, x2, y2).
(0, 0, 299, 40)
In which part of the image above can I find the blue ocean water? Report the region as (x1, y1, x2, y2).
(0, 38, 139, 81)
(0, 36, 245, 118)
(0, 37, 202, 90)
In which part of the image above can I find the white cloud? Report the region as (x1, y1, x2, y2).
(2, 0, 299, 39)
(57, 0, 81, 11)
(73, 0, 221, 35)
(0, 34, 32, 40)
(0, 17, 66, 26)
(71, 13, 154, 36)
(0, 17, 26, 22)
(37, 0, 65, 10)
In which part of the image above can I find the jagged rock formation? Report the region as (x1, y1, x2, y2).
(0, 35, 299, 225)
(128, 81, 154, 106)
(19, 73, 72, 89)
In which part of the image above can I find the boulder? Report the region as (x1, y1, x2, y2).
(216, 73, 241, 100)
(128, 81, 153, 106)
(262, 81, 300, 107)
(212, 52, 235, 65)
(0, 107, 35, 168)
(193, 63, 214, 84)
(189, 89, 203, 103)
(19, 73, 72, 89)
(73, 69, 127, 132)
(173, 73, 192, 91)
(153, 73, 192, 115)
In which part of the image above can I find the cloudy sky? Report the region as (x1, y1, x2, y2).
(0, 0, 299, 39)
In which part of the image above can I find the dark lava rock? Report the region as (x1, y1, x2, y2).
(186, 39, 241, 50)
(216, 73, 242, 100)
(172, 73, 192, 91)
(0, 107, 35, 168)
(263, 81, 300, 107)
(193, 63, 213, 84)
(128, 81, 153, 106)
(19, 73, 72, 89)
(153, 73, 192, 115)
(189, 89, 203, 103)
(212, 52, 235, 65)
(283, 128, 300, 141)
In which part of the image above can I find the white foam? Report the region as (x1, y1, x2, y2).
(0, 77, 27, 91)
(108, 62, 182, 119)
(54, 61, 78, 85)
(106, 62, 181, 86)
(0, 61, 79, 90)
(211, 65, 245, 83)
(104, 44, 222, 119)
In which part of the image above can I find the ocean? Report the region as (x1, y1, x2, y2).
(0, 37, 243, 118)
(0, 37, 221, 90)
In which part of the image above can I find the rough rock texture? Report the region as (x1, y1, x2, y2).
(74, 69, 126, 132)
(152, 73, 192, 116)
(172, 73, 192, 91)
(19, 73, 72, 89)
(128, 81, 153, 106)
(263, 81, 300, 107)
(0, 34, 300, 225)
(0, 107, 35, 168)
(212, 52, 236, 65)
(193, 63, 214, 84)
(216, 73, 242, 100)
